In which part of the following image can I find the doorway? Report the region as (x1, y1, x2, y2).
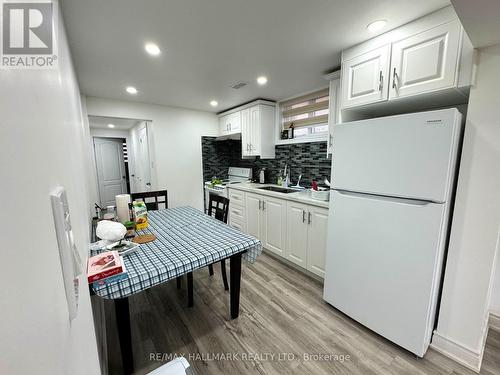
(93, 137, 129, 207)
(89, 116, 156, 208)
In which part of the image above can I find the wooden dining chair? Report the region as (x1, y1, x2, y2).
(181, 194, 230, 308)
(131, 190, 168, 211)
(206, 194, 230, 291)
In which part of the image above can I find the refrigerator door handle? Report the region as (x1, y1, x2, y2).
(334, 189, 438, 206)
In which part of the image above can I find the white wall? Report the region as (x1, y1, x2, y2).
(0, 2, 100, 374)
(433, 43, 500, 370)
(85, 97, 219, 210)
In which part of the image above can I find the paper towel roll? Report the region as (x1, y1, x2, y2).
(116, 194, 131, 223)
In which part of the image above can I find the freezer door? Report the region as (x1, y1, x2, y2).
(323, 190, 448, 356)
(332, 108, 461, 202)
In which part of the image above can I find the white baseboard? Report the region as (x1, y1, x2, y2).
(430, 331, 482, 373)
(490, 312, 500, 332)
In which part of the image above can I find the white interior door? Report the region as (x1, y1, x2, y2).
(323, 190, 447, 356)
(332, 108, 461, 202)
(341, 44, 391, 108)
(389, 19, 462, 100)
(133, 123, 152, 193)
(94, 137, 127, 207)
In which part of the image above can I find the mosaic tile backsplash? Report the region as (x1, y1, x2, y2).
(201, 137, 332, 187)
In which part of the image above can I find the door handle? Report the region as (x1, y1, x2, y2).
(378, 70, 383, 91)
(146, 182, 151, 187)
(308, 212, 311, 224)
(392, 67, 398, 90)
(302, 210, 306, 223)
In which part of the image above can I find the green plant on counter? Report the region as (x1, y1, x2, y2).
(210, 177, 223, 187)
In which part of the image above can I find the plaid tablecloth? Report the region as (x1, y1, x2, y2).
(90, 206, 262, 299)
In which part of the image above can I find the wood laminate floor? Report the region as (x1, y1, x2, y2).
(101, 253, 500, 375)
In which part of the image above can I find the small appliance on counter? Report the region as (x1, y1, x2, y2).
(259, 168, 266, 184)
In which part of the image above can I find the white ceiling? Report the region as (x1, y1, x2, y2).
(61, 0, 449, 113)
(88, 116, 140, 130)
(451, 0, 500, 48)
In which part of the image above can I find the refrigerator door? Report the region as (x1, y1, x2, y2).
(323, 190, 448, 356)
(332, 108, 461, 203)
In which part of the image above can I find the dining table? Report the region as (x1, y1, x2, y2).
(90, 206, 262, 374)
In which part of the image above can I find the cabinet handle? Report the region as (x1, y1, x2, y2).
(378, 70, 383, 91)
(247, 143, 250, 151)
(258, 200, 261, 210)
(302, 210, 306, 223)
(392, 67, 398, 90)
(308, 212, 312, 224)
(228, 123, 231, 130)
(329, 134, 333, 146)
(263, 201, 266, 210)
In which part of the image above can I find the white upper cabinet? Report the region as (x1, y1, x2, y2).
(340, 6, 474, 111)
(240, 108, 251, 157)
(341, 44, 391, 108)
(219, 112, 241, 135)
(389, 19, 462, 100)
(218, 100, 275, 159)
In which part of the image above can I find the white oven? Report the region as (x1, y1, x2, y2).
(203, 167, 252, 212)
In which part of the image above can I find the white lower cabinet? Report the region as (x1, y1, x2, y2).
(286, 202, 309, 267)
(261, 196, 287, 257)
(286, 201, 329, 277)
(305, 206, 329, 278)
(236, 187, 329, 278)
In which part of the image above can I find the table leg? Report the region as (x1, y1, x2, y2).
(187, 272, 193, 307)
(114, 297, 134, 374)
(229, 252, 242, 319)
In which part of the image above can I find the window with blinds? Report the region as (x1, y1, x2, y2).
(280, 88, 329, 138)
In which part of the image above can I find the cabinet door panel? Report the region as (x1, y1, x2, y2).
(245, 193, 262, 240)
(240, 109, 251, 157)
(228, 112, 241, 134)
(219, 115, 229, 135)
(341, 44, 390, 108)
(306, 206, 329, 278)
(286, 202, 308, 267)
(389, 19, 461, 99)
(249, 106, 261, 155)
(262, 197, 286, 256)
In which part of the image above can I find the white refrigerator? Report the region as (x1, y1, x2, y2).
(323, 108, 463, 357)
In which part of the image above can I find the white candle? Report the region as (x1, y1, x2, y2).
(115, 194, 131, 223)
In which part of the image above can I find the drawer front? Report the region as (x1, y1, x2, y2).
(229, 205, 245, 222)
(229, 216, 246, 233)
(229, 190, 246, 205)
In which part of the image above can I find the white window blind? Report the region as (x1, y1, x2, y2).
(280, 88, 329, 135)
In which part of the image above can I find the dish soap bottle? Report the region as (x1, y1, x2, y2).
(277, 170, 283, 186)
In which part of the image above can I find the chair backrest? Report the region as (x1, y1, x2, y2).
(207, 194, 229, 223)
(131, 190, 168, 211)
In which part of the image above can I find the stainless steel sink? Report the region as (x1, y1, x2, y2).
(257, 186, 297, 194)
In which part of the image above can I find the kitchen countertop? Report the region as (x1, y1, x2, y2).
(227, 182, 330, 209)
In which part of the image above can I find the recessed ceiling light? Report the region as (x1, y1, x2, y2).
(210, 100, 218, 107)
(257, 76, 268, 85)
(107, 124, 115, 128)
(144, 42, 161, 56)
(126, 86, 138, 95)
(367, 20, 387, 33)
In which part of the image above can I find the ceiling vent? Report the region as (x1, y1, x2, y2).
(231, 82, 248, 90)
